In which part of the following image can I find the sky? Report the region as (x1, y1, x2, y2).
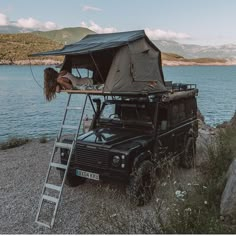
(0, 0, 236, 45)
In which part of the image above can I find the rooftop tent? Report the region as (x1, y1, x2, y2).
(31, 30, 167, 94)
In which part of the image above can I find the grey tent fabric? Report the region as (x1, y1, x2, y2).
(103, 38, 166, 93)
(30, 30, 167, 94)
(31, 30, 151, 56)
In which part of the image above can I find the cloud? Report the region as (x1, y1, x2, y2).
(15, 17, 58, 30)
(0, 12, 59, 31)
(0, 13, 9, 26)
(82, 5, 102, 12)
(145, 28, 191, 41)
(81, 21, 117, 33)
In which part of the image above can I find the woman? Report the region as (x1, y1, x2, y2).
(44, 67, 93, 101)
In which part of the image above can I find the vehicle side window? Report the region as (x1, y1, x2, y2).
(171, 101, 187, 126)
(158, 106, 168, 131)
(171, 104, 179, 125)
(100, 103, 117, 119)
(178, 103, 186, 122)
(185, 98, 197, 119)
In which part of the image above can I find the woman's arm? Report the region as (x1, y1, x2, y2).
(56, 84, 61, 93)
(57, 77, 73, 89)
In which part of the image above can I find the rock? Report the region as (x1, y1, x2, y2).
(220, 159, 236, 222)
(216, 111, 236, 129)
(230, 111, 236, 127)
(216, 121, 229, 129)
(197, 108, 205, 122)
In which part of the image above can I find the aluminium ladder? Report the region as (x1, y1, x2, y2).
(35, 94, 88, 229)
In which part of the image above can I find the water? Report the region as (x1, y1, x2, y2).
(164, 66, 236, 125)
(0, 65, 236, 142)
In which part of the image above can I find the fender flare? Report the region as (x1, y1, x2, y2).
(133, 150, 153, 171)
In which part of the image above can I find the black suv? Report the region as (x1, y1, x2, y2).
(60, 83, 198, 206)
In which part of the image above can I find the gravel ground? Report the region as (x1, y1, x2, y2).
(0, 130, 210, 234)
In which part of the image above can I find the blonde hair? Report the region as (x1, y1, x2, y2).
(44, 67, 59, 101)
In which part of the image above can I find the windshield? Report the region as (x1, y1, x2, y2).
(99, 101, 155, 125)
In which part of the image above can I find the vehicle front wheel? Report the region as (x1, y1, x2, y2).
(127, 160, 156, 206)
(180, 137, 196, 169)
(60, 169, 86, 187)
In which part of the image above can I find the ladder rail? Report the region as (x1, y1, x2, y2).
(36, 93, 90, 229)
(50, 94, 89, 227)
(35, 95, 72, 225)
(57, 94, 72, 140)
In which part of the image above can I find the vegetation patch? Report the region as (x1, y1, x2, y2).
(0, 33, 63, 63)
(39, 136, 48, 143)
(161, 127, 236, 234)
(0, 137, 30, 150)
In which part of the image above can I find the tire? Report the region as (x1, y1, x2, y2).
(60, 156, 86, 187)
(60, 169, 86, 187)
(180, 137, 196, 169)
(127, 160, 156, 206)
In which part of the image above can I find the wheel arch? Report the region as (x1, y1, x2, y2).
(132, 149, 153, 172)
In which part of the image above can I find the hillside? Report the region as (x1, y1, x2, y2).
(0, 33, 63, 64)
(161, 52, 229, 66)
(153, 39, 236, 59)
(32, 27, 95, 44)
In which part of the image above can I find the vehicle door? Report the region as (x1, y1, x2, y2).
(155, 103, 174, 161)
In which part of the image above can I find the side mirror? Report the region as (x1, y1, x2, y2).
(93, 98, 101, 113)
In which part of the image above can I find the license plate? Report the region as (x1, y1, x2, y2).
(76, 169, 99, 181)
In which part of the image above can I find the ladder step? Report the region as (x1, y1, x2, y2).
(45, 183, 62, 192)
(61, 125, 78, 130)
(55, 142, 72, 149)
(35, 220, 51, 229)
(67, 106, 82, 110)
(50, 162, 67, 170)
(42, 194, 59, 204)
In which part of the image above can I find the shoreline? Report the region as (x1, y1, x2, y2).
(162, 58, 236, 66)
(1, 59, 236, 66)
(0, 59, 62, 66)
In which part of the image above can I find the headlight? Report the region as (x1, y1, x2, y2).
(112, 155, 121, 167)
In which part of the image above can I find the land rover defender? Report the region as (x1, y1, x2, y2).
(60, 83, 198, 206)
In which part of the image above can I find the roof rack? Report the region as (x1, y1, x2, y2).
(62, 89, 167, 97)
(165, 81, 197, 92)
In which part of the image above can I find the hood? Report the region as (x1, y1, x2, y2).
(78, 127, 152, 149)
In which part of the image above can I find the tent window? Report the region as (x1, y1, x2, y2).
(131, 51, 162, 82)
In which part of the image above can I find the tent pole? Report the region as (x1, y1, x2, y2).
(88, 95, 96, 114)
(90, 52, 105, 83)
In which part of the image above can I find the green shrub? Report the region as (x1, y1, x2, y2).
(39, 136, 48, 143)
(0, 137, 30, 150)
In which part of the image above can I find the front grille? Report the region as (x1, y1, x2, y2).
(71, 144, 110, 169)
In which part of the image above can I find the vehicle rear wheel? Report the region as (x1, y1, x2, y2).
(180, 137, 196, 169)
(127, 160, 156, 206)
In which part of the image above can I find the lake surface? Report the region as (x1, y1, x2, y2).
(0, 65, 236, 142)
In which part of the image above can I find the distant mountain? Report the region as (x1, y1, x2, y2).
(152, 39, 236, 59)
(1, 26, 236, 64)
(0, 26, 95, 45)
(31, 27, 236, 59)
(1, 25, 236, 59)
(31, 27, 95, 45)
(0, 25, 31, 34)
